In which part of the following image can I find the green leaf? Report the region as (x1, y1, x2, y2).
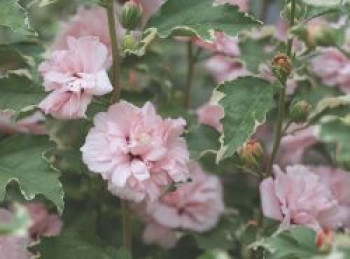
(302, 0, 346, 7)
(146, 0, 261, 41)
(186, 125, 220, 160)
(309, 95, 350, 122)
(35, 229, 116, 259)
(0, 0, 35, 35)
(0, 45, 28, 71)
(0, 135, 64, 213)
(317, 116, 350, 170)
(0, 74, 45, 112)
(215, 77, 275, 161)
(252, 227, 320, 259)
(193, 217, 240, 250)
(239, 37, 274, 74)
(124, 28, 157, 57)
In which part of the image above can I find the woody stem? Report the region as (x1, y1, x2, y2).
(266, 0, 296, 175)
(106, 0, 121, 104)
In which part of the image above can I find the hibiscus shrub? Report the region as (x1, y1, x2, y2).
(1, 0, 350, 258)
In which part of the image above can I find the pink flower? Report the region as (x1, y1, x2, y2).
(196, 103, 224, 132)
(311, 47, 349, 91)
(25, 203, 62, 239)
(53, 7, 123, 55)
(313, 167, 350, 228)
(132, 162, 224, 248)
(194, 32, 241, 57)
(142, 222, 177, 249)
(39, 36, 113, 119)
(0, 209, 30, 259)
(276, 125, 318, 167)
(205, 55, 248, 83)
(0, 110, 45, 135)
(260, 165, 343, 231)
(214, 0, 249, 12)
(81, 101, 190, 202)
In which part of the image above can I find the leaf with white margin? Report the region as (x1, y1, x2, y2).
(0, 135, 64, 213)
(146, 0, 261, 41)
(215, 77, 275, 162)
(0, 0, 35, 36)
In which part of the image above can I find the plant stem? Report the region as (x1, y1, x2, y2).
(121, 200, 132, 251)
(183, 41, 195, 109)
(106, 1, 131, 254)
(266, 0, 296, 175)
(260, 0, 270, 21)
(106, 0, 121, 104)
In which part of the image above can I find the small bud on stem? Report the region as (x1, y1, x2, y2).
(271, 54, 292, 82)
(290, 100, 312, 124)
(238, 140, 264, 169)
(121, 1, 143, 31)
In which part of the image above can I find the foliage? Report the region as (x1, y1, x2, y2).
(0, 0, 350, 258)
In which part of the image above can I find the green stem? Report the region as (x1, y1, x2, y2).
(106, 0, 121, 104)
(183, 41, 195, 109)
(121, 200, 132, 252)
(260, 0, 270, 21)
(266, 0, 296, 176)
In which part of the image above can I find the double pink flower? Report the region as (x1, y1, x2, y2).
(81, 101, 190, 202)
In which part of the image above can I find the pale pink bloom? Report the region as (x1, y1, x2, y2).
(194, 32, 241, 57)
(145, 162, 224, 232)
(196, 103, 224, 132)
(0, 110, 45, 135)
(259, 64, 298, 95)
(0, 209, 30, 259)
(134, 0, 164, 22)
(313, 167, 350, 228)
(214, 0, 249, 12)
(311, 47, 349, 90)
(260, 165, 343, 231)
(53, 7, 123, 55)
(205, 55, 248, 83)
(276, 125, 318, 167)
(25, 203, 62, 239)
(132, 162, 224, 248)
(142, 222, 177, 249)
(39, 36, 113, 119)
(81, 101, 190, 202)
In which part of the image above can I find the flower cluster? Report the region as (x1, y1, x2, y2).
(260, 165, 350, 232)
(311, 47, 350, 93)
(0, 203, 62, 259)
(81, 101, 190, 202)
(132, 162, 224, 248)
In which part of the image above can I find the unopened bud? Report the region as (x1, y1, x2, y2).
(121, 1, 143, 31)
(238, 140, 264, 168)
(309, 26, 337, 47)
(316, 229, 333, 253)
(290, 100, 312, 123)
(122, 34, 137, 52)
(271, 54, 292, 80)
(281, 1, 305, 22)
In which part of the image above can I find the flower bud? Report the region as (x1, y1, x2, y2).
(271, 54, 292, 80)
(316, 229, 333, 253)
(290, 100, 312, 124)
(309, 26, 337, 47)
(121, 1, 143, 31)
(122, 34, 137, 52)
(238, 140, 264, 168)
(281, 1, 305, 22)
